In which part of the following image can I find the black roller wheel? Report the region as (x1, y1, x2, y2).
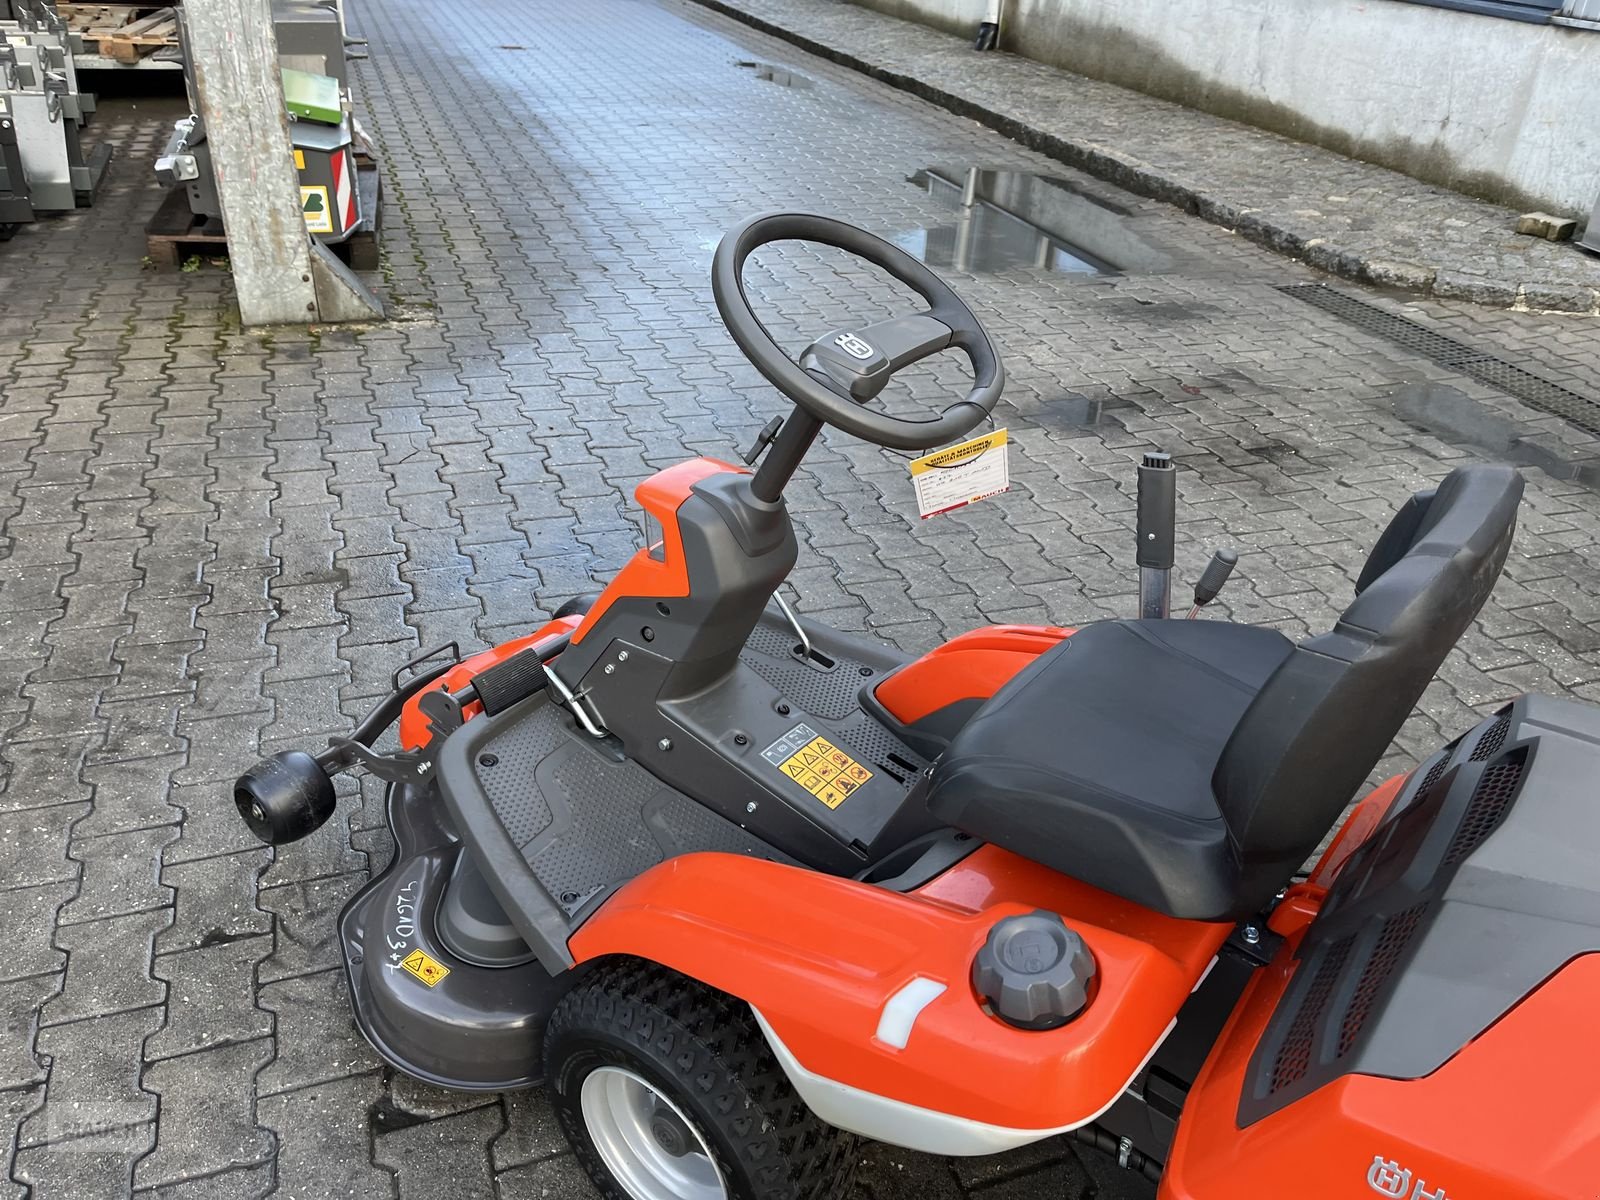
(545, 959, 858, 1200)
(233, 750, 336, 845)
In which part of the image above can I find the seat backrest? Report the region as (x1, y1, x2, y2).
(1212, 465, 1524, 884)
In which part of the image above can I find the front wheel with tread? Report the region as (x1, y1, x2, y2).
(545, 959, 858, 1200)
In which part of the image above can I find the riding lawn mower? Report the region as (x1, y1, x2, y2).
(234, 213, 1597, 1200)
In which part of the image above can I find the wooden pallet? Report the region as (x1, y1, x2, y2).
(58, 3, 146, 33)
(145, 163, 384, 272)
(59, 4, 181, 63)
(100, 7, 178, 62)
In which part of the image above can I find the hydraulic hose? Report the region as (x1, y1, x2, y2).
(1067, 1125, 1165, 1185)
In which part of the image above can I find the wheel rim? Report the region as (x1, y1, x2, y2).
(579, 1066, 727, 1200)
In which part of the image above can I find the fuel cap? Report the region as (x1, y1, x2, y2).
(972, 910, 1095, 1030)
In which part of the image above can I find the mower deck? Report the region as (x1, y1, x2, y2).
(338, 775, 573, 1092)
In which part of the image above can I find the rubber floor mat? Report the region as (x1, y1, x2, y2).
(470, 700, 792, 918)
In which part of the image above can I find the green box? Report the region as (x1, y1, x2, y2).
(282, 68, 343, 126)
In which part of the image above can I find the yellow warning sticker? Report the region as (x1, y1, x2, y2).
(293, 148, 306, 171)
(776, 736, 872, 809)
(401, 949, 451, 987)
(300, 185, 334, 234)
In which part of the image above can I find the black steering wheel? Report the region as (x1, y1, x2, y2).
(712, 212, 1005, 452)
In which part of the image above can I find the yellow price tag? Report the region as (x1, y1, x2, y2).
(908, 429, 1010, 518)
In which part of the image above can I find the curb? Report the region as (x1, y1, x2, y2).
(685, 0, 1600, 315)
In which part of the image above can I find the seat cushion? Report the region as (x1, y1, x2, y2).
(925, 620, 1294, 920)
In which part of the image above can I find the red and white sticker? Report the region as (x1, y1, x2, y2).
(331, 148, 357, 235)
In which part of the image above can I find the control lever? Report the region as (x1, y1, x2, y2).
(742, 416, 784, 465)
(1186, 549, 1238, 619)
(1136, 452, 1176, 620)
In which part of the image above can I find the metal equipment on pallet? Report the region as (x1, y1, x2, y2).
(0, 109, 35, 237)
(0, 0, 111, 212)
(153, 0, 373, 250)
(4, 0, 94, 113)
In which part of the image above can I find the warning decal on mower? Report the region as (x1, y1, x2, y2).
(762, 723, 872, 809)
(401, 948, 451, 987)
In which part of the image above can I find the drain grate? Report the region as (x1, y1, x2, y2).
(1455, 360, 1600, 436)
(1277, 284, 1600, 437)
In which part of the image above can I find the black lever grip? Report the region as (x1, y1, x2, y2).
(742, 416, 784, 465)
(1193, 548, 1238, 607)
(1135, 452, 1176, 570)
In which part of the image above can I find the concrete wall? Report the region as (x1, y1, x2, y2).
(851, 0, 1600, 216)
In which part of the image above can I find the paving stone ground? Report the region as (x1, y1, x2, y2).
(0, 0, 1599, 1196)
(693, 0, 1600, 313)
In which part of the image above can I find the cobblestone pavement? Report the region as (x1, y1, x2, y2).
(1, 0, 1599, 1197)
(696, 0, 1600, 312)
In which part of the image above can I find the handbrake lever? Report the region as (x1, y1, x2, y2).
(742, 417, 784, 465)
(1187, 549, 1238, 619)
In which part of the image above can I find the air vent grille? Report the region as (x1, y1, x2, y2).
(1444, 750, 1527, 867)
(1243, 708, 1548, 1129)
(1469, 714, 1511, 762)
(1338, 906, 1426, 1056)
(1412, 755, 1449, 801)
(1269, 936, 1352, 1093)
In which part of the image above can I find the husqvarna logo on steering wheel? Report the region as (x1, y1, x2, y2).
(834, 332, 874, 361)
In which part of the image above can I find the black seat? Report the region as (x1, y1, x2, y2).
(926, 465, 1525, 921)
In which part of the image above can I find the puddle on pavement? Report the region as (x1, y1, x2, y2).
(1011, 391, 1140, 436)
(735, 61, 813, 88)
(1389, 382, 1600, 491)
(898, 168, 1174, 276)
(1030, 394, 1108, 430)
